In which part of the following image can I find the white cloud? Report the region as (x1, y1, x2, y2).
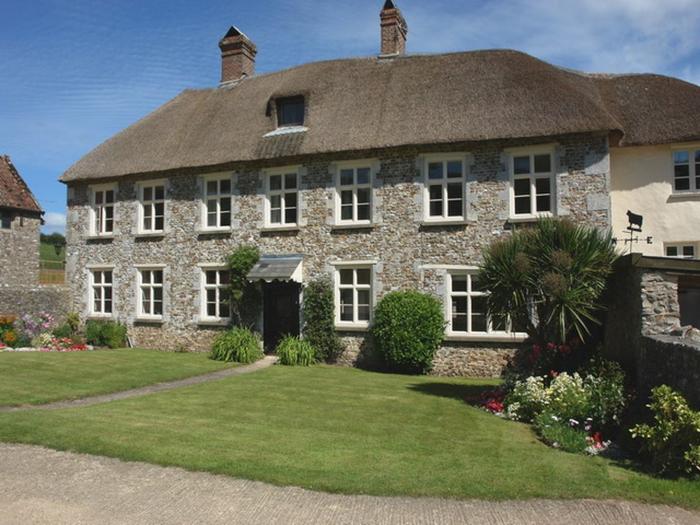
(42, 212, 66, 234)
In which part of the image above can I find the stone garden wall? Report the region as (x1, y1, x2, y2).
(0, 285, 70, 321)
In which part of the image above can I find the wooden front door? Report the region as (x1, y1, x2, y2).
(263, 281, 301, 353)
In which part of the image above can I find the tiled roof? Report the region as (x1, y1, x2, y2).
(0, 156, 42, 213)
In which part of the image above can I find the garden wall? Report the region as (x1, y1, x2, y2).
(0, 285, 70, 321)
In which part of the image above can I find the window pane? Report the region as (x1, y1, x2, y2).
(356, 269, 371, 285)
(143, 187, 152, 201)
(220, 211, 231, 227)
(104, 300, 112, 314)
(357, 204, 370, 221)
(270, 175, 282, 191)
(341, 205, 353, 221)
(675, 164, 690, 179)
(154, 286, 163, 301)
(206, 271, 217, 285)
(515, 196, 531, 215)
(270, 195, 281, 209)
(471, 314, 487, 332)
(357, 290, 370, 319)
(447, 161, 462, 178)
(341, 190, 353, 206)
(340, 290, 354, 321)
(278, 97, 305, 127)
(675, 178, 690, 191)
(683, 245, 695, 258)
(220, 198, 231, 213)
(284, 173, 297, 189)
(536, 196, 551, 212)
(219, 179, 231, 195)
(674, 151, 690, 164)
(154, 202, 164, 217)
(339, 269, 353, 285)
(534, 154, 551, 173)
(428, 162, 443, 180)
(95, 191, 103, 205)
(285, 192, 297, 209)
(105, 190, 114, 203)
(155, 186, 165, 200)
(357, 188, 370, 205)
(357, 168, 370, 185)
(452, 314, 468, 332)
(472, 296, 487, 316)
(285, 207, 297, 224)
(142, 271, 151, 284)
(143, 216, 152, 231)
(155, 216, 164, 231)
(471, 276, 486, 293)
(451, 274, 467, 292)
(154, 301, 163, 316)
(207, 302, 217, 317)
(104, 271, 112, 284)
(340, 169, 354, 186)
(270, 209, 282, 224)
(667, 246, 679, 257)
(207, 181, 218, 196)
(154, 271, 163, 284)
(429, 185, 443, 200)
(430, 200, 443, 217)
(448, 198, 463, 217)
(514, 156, 530, 175)
(219, 302, 230, 319)
(220, 271, 231, 285)
(447, 182, 462, 199)
(514, 178, 530, 196)
(535, 177, 550, 195)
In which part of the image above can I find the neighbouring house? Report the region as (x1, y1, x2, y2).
(0, 155, 43, 287)
(60, 1, 700, 376)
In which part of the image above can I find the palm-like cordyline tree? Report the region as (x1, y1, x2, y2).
(478, 218, 617, 345)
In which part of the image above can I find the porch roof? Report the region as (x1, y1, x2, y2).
(247, 256, 303, 283)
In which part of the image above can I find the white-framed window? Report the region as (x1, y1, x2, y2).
(446, 270, 521, 338)
(509, 147, 555, 218)
(89, 268, 113, 316)
(335, 161, 374, 225)
(90, 184, 116, 235)
(138, 181, 165, 233)
(265, 167, 298, 227)
(202, 175, 232, 230)
(200, 267, 231, 321)
(137, 268, 164, 319)
(423, 154, 466, 221)
(672, 149, 700, 192)
(665, 243, 697, 259)
(334, 265, 373, 328)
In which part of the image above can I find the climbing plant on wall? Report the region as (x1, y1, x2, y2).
(227, 245, 261, 328)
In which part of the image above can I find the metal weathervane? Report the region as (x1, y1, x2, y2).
(612, 210, 653, 254)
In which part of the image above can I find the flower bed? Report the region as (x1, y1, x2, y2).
(0, 313, 92, 353)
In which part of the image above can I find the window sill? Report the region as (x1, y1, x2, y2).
(331, 223, 375, 231)
(507, 214, 554, 224)
(263, 126, 308, 138)
(420, 219, 471, 227)
(85, 234, 115, 241)
(669, 191, 700, 199)
(335, 323, 370, 333)
(261, 225, 300, 233)
(134, 317, 164, 324)
(197, 319, 230, 327)
(445, 333, 528, 343)
(196, 228, 232, 236)
(134, 232, 166, 239)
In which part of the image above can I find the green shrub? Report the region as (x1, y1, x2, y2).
(84, 320, 128, 349)
(504, 375, 548, 422)
(276, 336, 317, 366)
(630, 385, 700, 476)
(581, 357, 627, 428)
(302, 279, 343, 362)
(534, 411, 589, 454)
(372, 291, 445, 374)
(210, 327, 263, 364)
(227, 246, 261, 326)
(52, 323, 74, 339)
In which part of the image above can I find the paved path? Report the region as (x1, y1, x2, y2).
(0, 355, 277, 413)
(0, 444, 697, 525)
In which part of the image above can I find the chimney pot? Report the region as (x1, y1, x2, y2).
(219, 26, 257, 84)
(380, 1, 408, 56)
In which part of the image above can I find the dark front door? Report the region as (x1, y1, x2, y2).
(263, 281, 301, 353)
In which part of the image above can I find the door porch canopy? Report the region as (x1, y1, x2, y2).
(247, 255, 303, 283)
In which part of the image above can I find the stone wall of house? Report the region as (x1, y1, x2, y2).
(0, 285, 70, 321)
(0, 213, 41, 287)
(65, 132, 610, 377)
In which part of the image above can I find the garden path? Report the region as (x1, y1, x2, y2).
(0, 355, 277, 413)
(0, 444, 697, 525)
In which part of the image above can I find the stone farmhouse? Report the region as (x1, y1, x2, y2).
(0, 155, 43, 287)
(61, 1, 700, 375)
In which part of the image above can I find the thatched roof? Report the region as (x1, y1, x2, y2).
(0, 156, 42, 213)
(61, 50, 700, 182)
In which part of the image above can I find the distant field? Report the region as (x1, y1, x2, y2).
(40, 242, 65, 262)
(39, 243, 65, 284)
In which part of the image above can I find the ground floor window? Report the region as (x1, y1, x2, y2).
(138, 269, 164, 319)
(335, 266, 372, 327)
(201, 268, 231, 321)
(90, 269, 113, 316)
(0, 210, 11, 229)
(665, 243, 697, 259)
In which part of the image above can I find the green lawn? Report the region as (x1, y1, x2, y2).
(0, 349, 232, 406)
(0, 366, 697, 508)
(40, 242, 65, 262)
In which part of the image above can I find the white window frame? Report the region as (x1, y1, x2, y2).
(199, 265, 231, 324)
(88, 266, 114, 318)
(332, 262, 375, 330)
(89, 184, 117, 236)
(136, 267, 165, 321)
(264, 166, 300, 228)
(200, 174, 233, 231)
(137, 180, 166, 234)
(334, 160, 377, 226)
(671, 146, 700, 194)
(508, 145, 556, 220)
(429, 266, 527, 342)
(422, 153, 468, 223)
(665, 243, 697, 259)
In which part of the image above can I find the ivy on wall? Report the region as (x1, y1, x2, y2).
(227, 246, 261, 328)
(302, 278, 343, 362)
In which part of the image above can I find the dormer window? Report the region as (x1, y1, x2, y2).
(277, 96, 305, 128)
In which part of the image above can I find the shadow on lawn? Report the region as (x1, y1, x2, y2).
(407, 382, 494, 405)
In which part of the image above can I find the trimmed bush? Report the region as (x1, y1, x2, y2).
(372, 291, 445, 374)
(276, 336, 317, 366)
(84, 320, 127, 349)
(210, 327, 263, 364)
(302, 279, 343, 362)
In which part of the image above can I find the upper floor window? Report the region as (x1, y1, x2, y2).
(335, 265, 373, 329)
(265, 168, 298, 227)
(90, 185, 116, 236)
(137, 268, 164, 319)
(201, 268, 231, 321)
(446, 270, 523, 339)
(423, 155, 466, 222)
(277, 96, 305, 127)
(673, 149, 700, 192)
(89, 269, 113, 316)
(666, 243, 697, 259)
(138, 182, 165, 234)
(510, 149, 555, 218)
(335, 162, 374, 225)
(202, 175, 232, 230)
(0, 211, 11, 230)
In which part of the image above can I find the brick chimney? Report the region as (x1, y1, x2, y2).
(380, 0, 408, 56)
(219, 26, 257, 84)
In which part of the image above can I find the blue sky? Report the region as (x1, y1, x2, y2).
(2, 0, 699, 233)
